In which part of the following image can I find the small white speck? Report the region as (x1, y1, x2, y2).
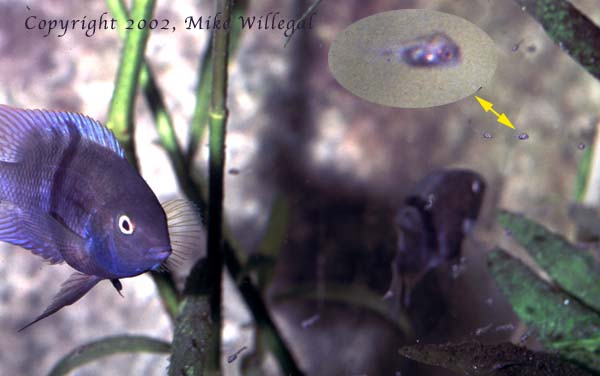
(495, 323, 515, 332)
(424, 194, 435, 210)
(475, 323, 493, 336)
(301, 314, 320, 329)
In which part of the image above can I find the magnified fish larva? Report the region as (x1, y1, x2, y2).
(328, 9, 498, 108)
(377, 32, 462, 68)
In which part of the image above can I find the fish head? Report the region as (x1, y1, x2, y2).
(429, 34, 461, 65)
(86, 168, 172, 278)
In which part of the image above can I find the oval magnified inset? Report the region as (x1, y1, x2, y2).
(328, 9, 497, 108)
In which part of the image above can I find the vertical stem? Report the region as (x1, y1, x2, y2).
(105, 0, 181, 321)
(283, 0, 321, 47)
(107, 0, 303, 372)
(207, 0, 232, 370)
(578, 121, 600, 205)
(224, 245, 305, 375)
(187, 42, 213, 165)
(187, 0, 246, 163)
(106, 0, 155, 167)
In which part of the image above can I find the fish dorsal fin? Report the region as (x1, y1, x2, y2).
(0, 201, 85, 264)
(0, 105, 125, 162)
(19, 272, 102, 331)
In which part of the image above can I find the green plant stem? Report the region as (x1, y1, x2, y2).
(108, 0, 302, 371)
(187, 41, 212, 165)
(49, 335, 170, 376)
(107, 0, 204, 205)
(224, 247, 305, 375)
(205, 0, 232, 371)
(106, 0, 154, 166)
(107, 0, 203, 203)
(575, 144, 592, 202)
(187, 1, 245, 163)
(284, 0, 322, 47)
(170, 259, 214, 376)
(105, 0, 181, 321)
(576, 121, 600, 204)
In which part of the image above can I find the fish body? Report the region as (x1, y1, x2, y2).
(0, 105, 199, 330)
(375, 32, 461, 68)
(389, 169, 485, 305)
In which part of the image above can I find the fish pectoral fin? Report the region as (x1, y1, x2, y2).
(18, 273, 102, 331)
(0, 201, 84, 264)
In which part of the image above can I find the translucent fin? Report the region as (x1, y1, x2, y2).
(0, 201, 84, 264)
(19, 272, 102, 331)
(0, 105, 124, 162)
(162, 199, 204, 270)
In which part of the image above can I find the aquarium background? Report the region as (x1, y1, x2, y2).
(0, 0, 598, 375)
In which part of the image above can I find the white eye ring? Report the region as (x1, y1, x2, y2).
(118, 214, 135, 235)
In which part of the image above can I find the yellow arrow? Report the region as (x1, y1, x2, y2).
(475, 96, 515, 129)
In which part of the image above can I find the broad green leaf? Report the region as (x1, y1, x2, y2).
(497, 210, 600, 311)
(512, 0, 600, 82)
(488, 248, 600, 372)
(399, 341, 592, 375)
(48, 335, 170, 376)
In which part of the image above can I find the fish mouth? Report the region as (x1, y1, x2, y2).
(148, 245, 172, 261)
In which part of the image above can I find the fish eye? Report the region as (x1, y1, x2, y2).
(118, 214, 135, 235)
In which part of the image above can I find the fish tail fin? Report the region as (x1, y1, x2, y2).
(18, 273, 101, 331)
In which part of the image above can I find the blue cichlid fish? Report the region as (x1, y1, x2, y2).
(388, 169, 485, 306)
(0, 105, 201, 330)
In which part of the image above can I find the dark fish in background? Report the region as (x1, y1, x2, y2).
(388, 169, 485, 306)
(0, 105, 202, 330)
(375, 32, 462, 68)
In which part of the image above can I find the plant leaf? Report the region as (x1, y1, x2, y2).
(399, 341, 593, 375)
(488, 248, 600, 372)
(497, 209, 600, 311)
(48, 335, 170, 376)
(512, 0, 600, 82)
